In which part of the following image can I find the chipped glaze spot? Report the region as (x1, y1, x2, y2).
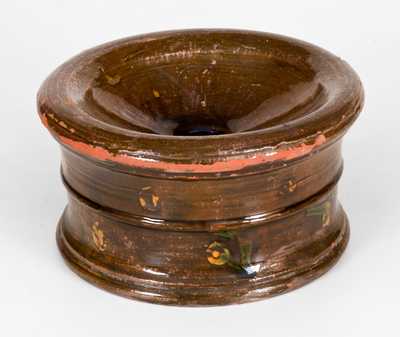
(41, 112, 75, 134)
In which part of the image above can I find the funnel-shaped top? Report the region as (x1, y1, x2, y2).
(38, 29, 363, 174)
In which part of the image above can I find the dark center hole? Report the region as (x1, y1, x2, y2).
(173, 122, 228, 136)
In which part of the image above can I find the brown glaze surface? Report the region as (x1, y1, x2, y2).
(38, 29, 363, 305)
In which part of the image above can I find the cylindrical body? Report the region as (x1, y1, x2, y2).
(58, 140, 347, 305)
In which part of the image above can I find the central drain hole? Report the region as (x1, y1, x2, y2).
(173, 123, 227, 136)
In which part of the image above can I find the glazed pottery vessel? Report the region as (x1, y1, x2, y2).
(38, 29, 364, 305)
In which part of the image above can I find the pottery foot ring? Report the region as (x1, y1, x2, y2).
(38, 29, 363, 305)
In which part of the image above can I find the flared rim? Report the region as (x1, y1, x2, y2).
(38, 29, 363, 174)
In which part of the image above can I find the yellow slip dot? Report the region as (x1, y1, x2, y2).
(212, 250, 220, 258)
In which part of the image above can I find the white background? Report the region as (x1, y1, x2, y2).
(0, 1, 398, 336)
